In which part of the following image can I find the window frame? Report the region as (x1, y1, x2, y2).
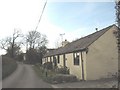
(73, 52, 80, 65)
(50, 56, 52, 62)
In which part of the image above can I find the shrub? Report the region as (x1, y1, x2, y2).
(43, 62, 53, 70)
(56, 67, 69, 74)
(33, 64, 78, 84)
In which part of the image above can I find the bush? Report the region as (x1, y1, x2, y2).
(2, 56, 17, 79)
(26, 48, 40, 64)
(56, 67, 69, 74)
(43, 62, 53, 70)
(33, 64, 78, 84)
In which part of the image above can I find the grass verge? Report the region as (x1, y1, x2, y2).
(33, 64, 56, 83)
(33, 64, 78, 84)
(2, 56, 17, 79)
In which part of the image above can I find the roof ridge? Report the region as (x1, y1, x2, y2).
(44, 24, 115, 57)
(65, 24, 115, 47)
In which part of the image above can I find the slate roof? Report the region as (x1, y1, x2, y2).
(44, 24, 116, 57)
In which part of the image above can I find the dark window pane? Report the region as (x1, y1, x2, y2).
(58, 55, 60, 63)
(73, 53, 79, 65)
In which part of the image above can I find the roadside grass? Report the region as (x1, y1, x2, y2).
(2, 56, 17, 79)
(33, 64, 57, 83)
(33, 64, 78, 84)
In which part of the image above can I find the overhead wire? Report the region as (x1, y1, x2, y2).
(35, 0, 47, 31)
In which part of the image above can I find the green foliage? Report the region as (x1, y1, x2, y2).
(2, 56, 17, 79)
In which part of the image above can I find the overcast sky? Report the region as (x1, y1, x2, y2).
(0, 0, 115, 55)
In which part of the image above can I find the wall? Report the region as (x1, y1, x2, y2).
(65, 52, 87, 80)
(42, 58, 46, 64)
(43, 52, 87, 80)
(86, 26, 118, 80)
(57, 55, 64, 68)
(42, 56, 53, 64)
(47, 57, 50, 62)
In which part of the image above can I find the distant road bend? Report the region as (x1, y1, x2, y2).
(2, 63, 52, 88)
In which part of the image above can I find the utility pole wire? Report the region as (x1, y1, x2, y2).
(35, 0, 47, 31)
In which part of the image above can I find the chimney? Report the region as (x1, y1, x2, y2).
(62, 39, 69, 47)
(95, 28, 98, 32)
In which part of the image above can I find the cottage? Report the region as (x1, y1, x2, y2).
(42, 24, 118, 80)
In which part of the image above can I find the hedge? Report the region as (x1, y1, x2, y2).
(2, 56, 17, 79)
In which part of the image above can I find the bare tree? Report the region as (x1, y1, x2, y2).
(0, 37, 11, 51)
(0, 29, 23, 58)
(26, 30, 48, 49)
(25, 31, 48, 64)
(6, 44, 21, 57)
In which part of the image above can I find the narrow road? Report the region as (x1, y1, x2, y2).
(2, 63, 52, 88)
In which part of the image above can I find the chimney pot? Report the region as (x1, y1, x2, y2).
(96, 28, 98, 32)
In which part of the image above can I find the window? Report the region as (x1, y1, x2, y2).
(47, 57, 48, 62)
(57, 55, 60, 63)
(50, 57, 52, 62)
(53, 56, 57, 66)
(73, 53, 80, 65)
(45, 58, 47, 63)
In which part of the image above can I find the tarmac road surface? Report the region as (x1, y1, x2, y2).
(2, 63, 52, 88)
